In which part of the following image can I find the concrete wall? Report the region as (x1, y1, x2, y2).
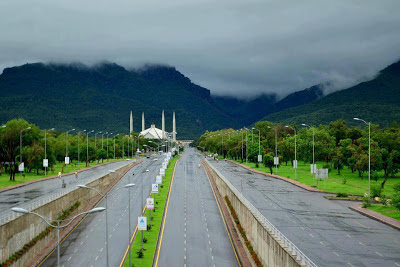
(206, 162, 300, 267)
(0, 160, 138, 267)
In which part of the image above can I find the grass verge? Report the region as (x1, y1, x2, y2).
(124, 156, 178, 267)
(0, 158, 130, 189)
(367, 204, 400, 221)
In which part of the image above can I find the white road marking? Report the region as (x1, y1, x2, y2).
(375, 252, 383, 257)
(95, 255, 99, 261)
(90, 228, 93, 232)
(348, 262, 355, 267)
(86, 235, 89, 239)
(100, 247, 103, 252)
(309, 234, 314, 238)
(80, 241, 84, 245)
(68, 256, 72, 261)
(74, 248, 78, 253)
(320, 241, 325, 246)
(333, 252, 339, 257)
(346, 234, 351, 237)
(359, 242, 365, 246)
(300, 227, 305, 230)
(394, 262, 400, 266)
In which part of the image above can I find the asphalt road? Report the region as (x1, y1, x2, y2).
(40, 156, 163, 267)
(0, 160, 133, 215)
(208, 159, 400, 267)
(157, 148, 238, 267)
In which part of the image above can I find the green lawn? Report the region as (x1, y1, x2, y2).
(124, 156, 178, 267)
(0, 158, 130, 189)
(232, 159, 399, 197)
(368, 204, 400, 221)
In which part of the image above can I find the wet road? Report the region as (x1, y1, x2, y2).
(208, 160, 400, 267)
(0, 160, 133, 215)
(40, 157, 163, 267)
(157, 148, 238, 267)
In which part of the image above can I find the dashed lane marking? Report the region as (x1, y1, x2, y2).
(375, 252, 383, 257)
(333, 252, 339, 256)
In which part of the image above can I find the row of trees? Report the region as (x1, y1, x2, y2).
(195, 120, 400, 189)
(0, 119, 168, 181)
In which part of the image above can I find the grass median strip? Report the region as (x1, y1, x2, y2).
(123, 156, 178, 267)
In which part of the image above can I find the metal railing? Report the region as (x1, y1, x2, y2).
(0, 160, 133, 226)
(207, 161, 317, 267)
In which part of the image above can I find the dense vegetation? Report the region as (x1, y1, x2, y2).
(0, 118, 168, 181)
(195, 119, 400, 191)
(262, 60, 400, 126)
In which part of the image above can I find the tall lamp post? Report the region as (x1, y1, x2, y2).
(302, 124, 315, 186)
(65, 128, 75, 173)
(78, 130, 86, 167)
(12, 207, 105, 267)
(268, 126, 278, 174)
(20, 127, 31, 180)
(113, 134, 119, 160)
(107, 133, 112, 161)
(285, 126, 297, 180)
(354, 117, 371, 200)
(77, 182, 134, 267)
(87, 130, 94, 166)
(44, 128, 55, 176)
(95, 131, 102, 149)
(252, 127, 261, 167)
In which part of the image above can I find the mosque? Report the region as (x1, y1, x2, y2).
(129, 110, 176, 141)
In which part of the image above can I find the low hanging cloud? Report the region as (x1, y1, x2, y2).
(1, 0, 400, 99)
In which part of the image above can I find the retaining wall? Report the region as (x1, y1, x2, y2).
(205, 161, 303, 267)
(0, 160, 139, 267)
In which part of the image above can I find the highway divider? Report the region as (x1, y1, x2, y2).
(203, 160, 316, 267)
(0, 159, 141, 267)
(119, 156, 178, 267)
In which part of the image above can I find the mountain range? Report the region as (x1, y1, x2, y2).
(0, 60, 398, 138)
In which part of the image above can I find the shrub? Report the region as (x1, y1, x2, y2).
(362, 194, 371, 208)
(336, 192, 348, 198)
(371, 171, 379, 182)
(137, 249, 144, 258)
(371, 185, 382, 198)
(391, 193, 400, 211)
(143, 237, 148, 243)
(393, 182, 400, 192)
(342, 177, 347, 184)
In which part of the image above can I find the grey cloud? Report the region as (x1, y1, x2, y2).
(1, 0, 400, 99)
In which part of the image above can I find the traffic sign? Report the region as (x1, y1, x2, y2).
(274, 157, 279, 165)
(65, 157, 70, 165)
(152, 184, 159, 193)
(18, 163, 24, 172)
(146, 198, 154, 210)
(310, 164, 317, 174)
(258, 154, 262, 162)
(43, 159, 48, 168)
(138, 217, 147, 230)
(156, 175, 162, 184)
(160, 168, 165, 176)
(293, 160, 298, 169)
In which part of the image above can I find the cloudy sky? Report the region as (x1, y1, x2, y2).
(1, 0, 400, 98)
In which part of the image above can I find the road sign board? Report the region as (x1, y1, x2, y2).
(138, 217, 147, 230)
(274, 157, 279, 165)
(316, 168, 328, 179)
(146, 198, 154, 210)
(65, 157, 70, 165)
(293, 160, 298, 169)
(310, 164, 317, 174)
(258, 155, 262, 162)
(18, 163, 24, 172)
(43, 159, 48, 168)
(156, 175, 162, 184)
(152, 184, 159, 193)
(160, 168, 165, 176)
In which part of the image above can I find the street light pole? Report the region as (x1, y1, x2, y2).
(114, 134, 119, 160)
(252, 127, 261, 167)
(87, 130, 94, 167)
(20, 127, 31, 180)
(302, 124, 315, 186)
(12, 207, 105, 267)
(95, 131, 102, 149)
(354, 117, 371, 200)
(107, 133, 112, 161)
(65, 129, 75, 173)
(78, 130, 86, 167)
(77, 182, 134, 267)
(285, 126, 297, 180)
(44, 128, 54, 176)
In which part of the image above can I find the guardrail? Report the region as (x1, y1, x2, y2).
(207, 160, 317, 267)
(0, 160, 136, 226)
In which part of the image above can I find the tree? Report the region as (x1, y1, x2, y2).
(263, 153, 274, 174)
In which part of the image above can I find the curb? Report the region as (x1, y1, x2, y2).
(349, 205, 400, 231)
(0, 159, 136, 193)
(228, 160, 323, 193)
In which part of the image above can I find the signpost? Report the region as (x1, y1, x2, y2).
(152, 184, 159, 194)
(156, 175, 162, 184)
(138, 216, 147, 249)
(43, 159, 48, 168)
(18, 163, 24, 172)
(316, 168, 328, 189)
(310, 164, 317, 174)
(146, 198, 154, 210)
(160, 168, 165, 177)
(258, 154, 262, 163)
(65, 157, 70, 165)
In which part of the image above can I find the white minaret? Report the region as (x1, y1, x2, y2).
(129, 111, 133, 136)
(142, 112, 145, 132)
(173, 111, 176, 142)
(162, 110, 165, 139)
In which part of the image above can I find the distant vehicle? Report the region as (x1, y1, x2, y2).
(147, 154, 150, 159)
(153, 158, 158, 161)
(145, 169, 150, 172)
